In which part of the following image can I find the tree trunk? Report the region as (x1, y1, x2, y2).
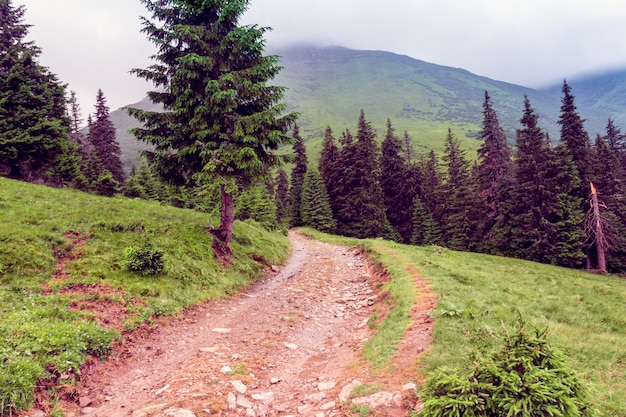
(590, 183, 607, 273)
(211, 184, 234, 261)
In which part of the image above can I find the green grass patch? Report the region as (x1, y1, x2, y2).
(301, 228, 626, 416)
(0, 178, 290, 414)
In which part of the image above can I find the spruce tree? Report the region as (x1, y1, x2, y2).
(559, 81, 592, 185)
(0, 0, 82, 185)
(441, 129, 481, 251)
(381, 119, 415, 242)
(128, 0, 297, 258)
(506, 98, 585, 266)
(89, 89, 124, 183)
(603, 118, 626, 175)
(411, 195, 441, 246)
(68, 90, 85, 144)
(319, 125, 341, 217)
(235, 184, 277, 230)
(275, 168, 289, 221)
(300, 169, 336, 234)
(475, 91, 513, 249)
(558, 81, 594, 268)
(419, 150, 445, 230)
(289, 124, 307, 227)
(334, 111, 387, 238)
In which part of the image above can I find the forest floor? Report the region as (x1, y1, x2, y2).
(24, 231, 436, 417)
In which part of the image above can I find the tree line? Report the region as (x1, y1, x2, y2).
(0, 1, 125, 195)
(287, 88, 626, 273)
(3, 0, 626, 270)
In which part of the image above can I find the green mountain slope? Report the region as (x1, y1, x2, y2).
(111, 45, 616, 168)
(542, 68, 626, 130)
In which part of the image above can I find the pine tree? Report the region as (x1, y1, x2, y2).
(275, 168, 289, 220)
(419, 150, 445, 229)
(0, 0, 82, 185)
(300, 169, 336, 234)
(67, 90, 85, 144)
(235, 184, 277, 230)
(381, 119, 415, 242)
(319, 125, 341, 217)
(89, 89, 124, 183)
(475, 91, 513, 249)
(603, 118, 626, 174)
(506, 98, 585, 266)
(558, 81, 594, 268)
(440, 129, 481, 251)
(289, 124, 307, 227)
(559, 81, 593, 198)
(411, 195, 441, 246)
(128, 0, 297, 258)
(334, 111, 387, 238)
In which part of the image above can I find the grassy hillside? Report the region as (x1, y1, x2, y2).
(303, 228, 626, 417)
(111, 45, 617, 170)
(0, 178, 290, 414)
(542, 68, 626, 130)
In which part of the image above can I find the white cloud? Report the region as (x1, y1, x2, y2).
(16, 0, 626, 113)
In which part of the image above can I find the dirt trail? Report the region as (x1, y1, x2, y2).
(45, 231, 432, 417)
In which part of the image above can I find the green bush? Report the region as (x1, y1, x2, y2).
(122, 239, 165, 276)
(419, 321, 595, 417)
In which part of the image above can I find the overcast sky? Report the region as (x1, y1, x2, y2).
(18, 0, 626, 118)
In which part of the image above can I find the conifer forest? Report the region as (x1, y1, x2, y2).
(2, 0, 626, 273)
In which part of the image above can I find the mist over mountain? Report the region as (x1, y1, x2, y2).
(111, 45, 622, 169)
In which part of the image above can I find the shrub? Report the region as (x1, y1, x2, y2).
(419, 320, 595, 417)
(122, 239, 164, 276)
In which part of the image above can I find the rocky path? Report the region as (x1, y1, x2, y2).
(45, 231, 430, 417)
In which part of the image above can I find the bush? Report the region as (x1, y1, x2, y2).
(122, 239, 165, 276)
(419, 320, 595, 417)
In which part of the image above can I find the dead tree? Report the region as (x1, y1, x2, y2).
(584, 182, 613, 273)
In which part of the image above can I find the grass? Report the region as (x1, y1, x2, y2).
(0, 177, 291, 415)
(302, 228, 626, 417)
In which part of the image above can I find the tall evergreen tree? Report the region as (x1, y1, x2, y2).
(319, 125, 341, 217)
(289, 124, 307, 227)
(440, 129, 481, 251)
(89, 89, 124, 183)
(506, 98, 585, 267)
(0, 0, 82, 185)
(333, 110, 387, 238)
(475, 91, 513, 249)
(67, 90, 85, 144)
(559, 81, 593, 198)
(275, 168, 289, 220)
(419, 150, 445, 230)
(411, 195, 441, 246)
(381, 119, 415, 242)
(128, 0, 297, 258)
(300, 168, 336, 234)
(603, 118, 626, 173)
(558, 81, 594, 268)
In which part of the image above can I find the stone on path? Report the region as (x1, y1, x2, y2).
(317, 381, 336, 391)
(237, 395, 253, 409)
(231, 380, 248, 394)
(284, 342, 298, 350)
(251, 392, 275, 401)
(211, 328, 232, 333)
(338, 380, 362, 402)
(164, 408, 197, 417)
(351, 391, 403, 408)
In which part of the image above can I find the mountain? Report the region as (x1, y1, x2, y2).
(111, 45, 618, 169)
(541, 68, 626, 131)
